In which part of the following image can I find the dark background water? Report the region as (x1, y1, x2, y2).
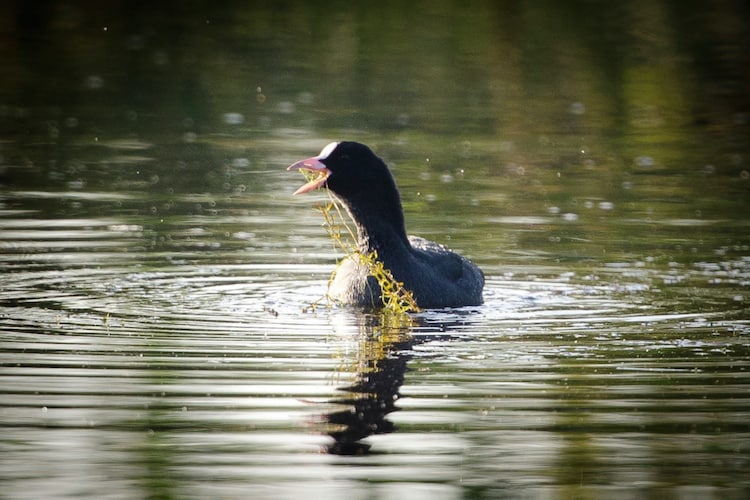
(1, 1, 749, 498)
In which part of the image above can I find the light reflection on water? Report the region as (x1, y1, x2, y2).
(2, 211, 748, 497)
(2, 1, 750, 497)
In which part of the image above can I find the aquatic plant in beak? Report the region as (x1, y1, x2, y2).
(311, 187, 420, 314)
(290, 156, 419, 313)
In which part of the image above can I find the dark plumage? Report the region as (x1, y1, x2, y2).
(288, 141, 484, 309)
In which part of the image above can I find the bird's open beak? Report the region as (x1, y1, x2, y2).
(287, 157, 331, 195)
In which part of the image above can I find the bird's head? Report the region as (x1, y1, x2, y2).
(287, 141, 396, 202)
(287, 141, 407, 245)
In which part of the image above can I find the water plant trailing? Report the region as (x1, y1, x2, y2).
(301, 170, 420, 314)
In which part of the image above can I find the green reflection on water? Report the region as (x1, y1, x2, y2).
(1, 1, 749, 498)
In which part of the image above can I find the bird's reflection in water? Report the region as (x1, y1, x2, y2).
(320, 312, 463, 455)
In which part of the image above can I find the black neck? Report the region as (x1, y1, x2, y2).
(339, 194, 410, 256)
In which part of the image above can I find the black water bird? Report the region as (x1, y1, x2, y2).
(287, 141, 484, 309)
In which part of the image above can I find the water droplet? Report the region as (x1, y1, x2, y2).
(85, 75, 104, 90)
(297, 91, 314, 105)
(276, 101, 295, 114)
(569, 101, 585, 115)
(635, 156, 655, 167)
(222, 112, 244, 125)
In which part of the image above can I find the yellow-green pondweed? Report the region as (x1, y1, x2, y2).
(300, 169, 420, 314)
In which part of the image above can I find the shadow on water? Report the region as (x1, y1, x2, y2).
(319, 310, 473, 456)
(321, 313, 413, 456)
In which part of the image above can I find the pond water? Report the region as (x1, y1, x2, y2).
(1, 2, 749, 499)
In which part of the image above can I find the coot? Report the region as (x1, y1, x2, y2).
(288, 141, 484, 309)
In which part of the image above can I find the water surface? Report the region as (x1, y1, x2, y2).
(1, 2, 749, 499)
